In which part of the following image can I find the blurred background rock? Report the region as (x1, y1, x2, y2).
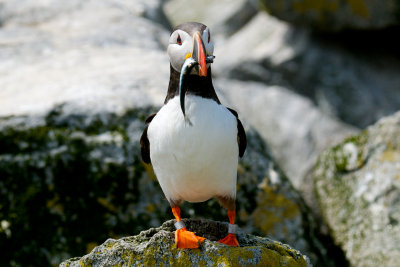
(1, 0, 399, 266)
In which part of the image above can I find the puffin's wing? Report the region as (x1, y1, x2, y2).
(227, 108, 247, 157)
(140, 113, 157, 164)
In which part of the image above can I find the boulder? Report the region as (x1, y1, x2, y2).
(163, 0, 258, 39)
(259, 0, 400, 31)
(0, 0, 170, 117)
(213, 12, 400, 129)
(215, 79, 357, 206)
(314, 111, 400, 267)
(60, 219, 311, 267)
(0, 0, 170, 27)
(209, 13, 400, 204)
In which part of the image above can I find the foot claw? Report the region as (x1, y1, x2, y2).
(218, 233, 239, 247)
(175, 228, 205, 249)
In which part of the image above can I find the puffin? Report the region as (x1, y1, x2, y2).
(140, 22, 246, 249)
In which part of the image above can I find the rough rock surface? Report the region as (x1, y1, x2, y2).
(60, 219, 311, 267)
(260, 0, 400, 31)
(314, 111, 400, 267)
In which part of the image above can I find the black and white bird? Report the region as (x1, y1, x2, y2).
(140, 22, 246, 249)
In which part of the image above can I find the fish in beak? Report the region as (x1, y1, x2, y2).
(179, 57, 198, 119)
(179, 31, 211, 121)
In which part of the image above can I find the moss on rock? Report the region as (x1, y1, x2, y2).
(314, 111, 400, 267)
(60, 219, 311, 267)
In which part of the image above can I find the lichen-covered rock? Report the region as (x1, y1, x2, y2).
(0, 106, 161, 266)
(60, 219, 311, 267)
(314, 111, 400, 267)
(260, 0, 400, 31)
(0, 104, 337, 266)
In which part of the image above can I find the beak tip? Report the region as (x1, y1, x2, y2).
(199, 68, 207, 77)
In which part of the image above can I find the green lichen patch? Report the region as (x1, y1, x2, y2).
(330, 130, 369, 173)
(252, 181, 300, 234)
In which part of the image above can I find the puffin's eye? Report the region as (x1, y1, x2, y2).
(177, 34, 182, 45)
(208, 31, 210, 43)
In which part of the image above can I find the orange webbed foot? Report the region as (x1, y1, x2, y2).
(171, 206, 205, 249)
(218, 233, 239, 247)
(175, 227, 205, 249)
(218, 210, 240, 246)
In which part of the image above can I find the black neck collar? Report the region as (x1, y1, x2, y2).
(164, 64, 220, 104)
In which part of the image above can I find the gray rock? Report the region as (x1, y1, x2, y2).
(0, 0, 170, 27)
(60, 219, 312, 267)
(213, 12, 400, 129)
(0, 0, 171, 117)
(259, 0, 400, 31)
(314, 111, 400, 267)
(163, 0, 258, 39)
(215, 78, 357, 206)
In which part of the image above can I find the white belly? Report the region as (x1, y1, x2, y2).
(147, 95, 238, 203)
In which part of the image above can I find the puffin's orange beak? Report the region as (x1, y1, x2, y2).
(192, 32, 207, 77)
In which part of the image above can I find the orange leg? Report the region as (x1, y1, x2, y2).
(172, 206, 205, 249)
(218, 210, 239, 246)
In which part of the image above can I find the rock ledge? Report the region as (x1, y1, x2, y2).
(60, 219, 311, 266)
